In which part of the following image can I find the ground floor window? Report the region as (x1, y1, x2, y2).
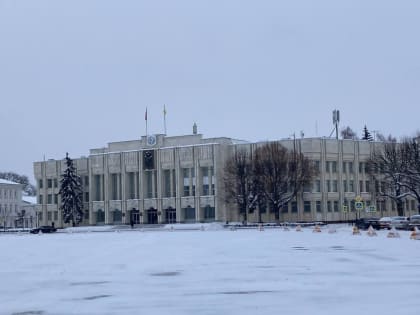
(184, 207, 195, 222)
(113, 209, 122, 223)
(304, 201, 311, 213)
(96, 209, 105, 224)
(203, 205, 215, 220)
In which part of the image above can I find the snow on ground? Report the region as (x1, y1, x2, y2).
(1, 225, 420, 315)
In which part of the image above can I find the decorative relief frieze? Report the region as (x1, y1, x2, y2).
(179, 147, 193, 162)
(181, 197, 195, 208)
(162, 198, 176, 209)
(144, 199, 157, 210)
(199, 196, 215, 207)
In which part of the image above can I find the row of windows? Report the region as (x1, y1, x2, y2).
(314, 161, 369, 173)
(0, 189, 18, 200)
(39, 192, 89, 204)
(307, 180, 371, 193)
(39, 177, 89, 189)
(0, 204, 19, 214)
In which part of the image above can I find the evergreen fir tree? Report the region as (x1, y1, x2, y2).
(59, 153, 83, 226)
(362, 125, 373, 141)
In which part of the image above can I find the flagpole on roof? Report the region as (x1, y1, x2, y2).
(163, 105, 167, 135)
(145, 107, 148, 137)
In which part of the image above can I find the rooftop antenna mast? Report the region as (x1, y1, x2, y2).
(329, 109, 340, 139)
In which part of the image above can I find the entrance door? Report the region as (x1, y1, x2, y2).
(165, 208, 176, 223)
(130, 209, 140, 224)
(147, 208, 158, 224)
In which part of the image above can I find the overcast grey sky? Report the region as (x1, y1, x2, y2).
(1, 0, 419, 183)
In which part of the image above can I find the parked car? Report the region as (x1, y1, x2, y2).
(355, 217, 380, 230)
(409, 215, 420, 230)
(390, 216, 409, 230)
(30, 226, 57, 234)
(379, 217, 393, 230)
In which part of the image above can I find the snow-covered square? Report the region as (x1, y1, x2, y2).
(1, 225, 420, 315)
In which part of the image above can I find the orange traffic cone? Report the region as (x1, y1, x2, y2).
(410, 227, 420, 240)
(352, 226, 361, 235)
(387, 227, 400, 238)
(367, 225, 377, 237)
(313, 225, 321, 233)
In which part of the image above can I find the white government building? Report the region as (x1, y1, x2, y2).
(33, 131, 419, 228)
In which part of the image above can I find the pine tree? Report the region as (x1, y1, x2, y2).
(362, 125, 373, 141)
(59, 153, 83, 226)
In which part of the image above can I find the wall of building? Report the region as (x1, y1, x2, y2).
(34, 135, 419, 228)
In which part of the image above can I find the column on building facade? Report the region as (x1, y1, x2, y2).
(175, 147, 182, 223)
(121, 154, 127, 224)
(104, 155, 110, 224)
(156, 149, 163, 224)
(138, 150, 144, 223)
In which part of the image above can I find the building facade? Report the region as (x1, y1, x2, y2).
(33, 134, 419, 228)
(0, 179, 23, 229)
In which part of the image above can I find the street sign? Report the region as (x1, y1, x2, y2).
(342, 205, 348, 213)
(355, 201, 364, 211)
(367, 205, 376, 213)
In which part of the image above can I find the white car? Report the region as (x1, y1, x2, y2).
(390, 216, 409, 230)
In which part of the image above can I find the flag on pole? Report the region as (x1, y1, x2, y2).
(145, 108, 148, 121)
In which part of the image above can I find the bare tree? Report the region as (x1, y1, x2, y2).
(253, 142, 317, 221)
(400, 137, 420, 214)
(368, 141, 411, 216)
(224, 148, 258, 223)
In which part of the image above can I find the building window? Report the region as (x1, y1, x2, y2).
(111, 173, 120, 200)
(47, 179, 52, 188)
(314, 160, 320, 172)
(334, 201, 339, 212)
(327, 201, 332, 212)
(304, 201, 311, 213)
(54, 211, 58, 221)
(54, 194, 58, 204)
(38, 195, 43, 204)
(85, 192, 89, 202)
(359, 162, 364, 173)
(54, 178, 58, 188)
(201, 167, 209, 196)
(163, 170, 171, 198)
(204, 205, 215, 219)
(84, 176, 89, 187)
(314, 180, 321, 193)
(84, 210, 89, 220)
(184, 207, 195, 221)
(326, 161, 330, 173)
(349, 180, 354, 192)
(47, 194, 52, 204)
(127, 172, 137, 199)
(332, 180, 338, 192)
(316, 201, 321, 212)
(365, 181, 370, 193)
(331, 161, 337, 173)
(39, 179, 43, 189)
(326, 180, 331, 192)
(348, 162, 353, 173)
(94, 175, 102, 201)
(282, 203, 288, 213)
(47, 211, 52, 221)
(291, 201, 298, 213)
(145, 171, 155, 198)
(96, 209, 105, 224)
(38, 212, 43, 221)
(113, 209, 122, 223)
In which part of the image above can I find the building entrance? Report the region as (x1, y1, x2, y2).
(165, 208, 176, 223)
(147, 208, 158, 224)
(130, 209, 140, 224)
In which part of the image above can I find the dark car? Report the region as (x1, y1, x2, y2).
(30, 226, 57, 234)
(355, 217, 380, 230)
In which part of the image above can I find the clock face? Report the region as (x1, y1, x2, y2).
(147, 135, 156, 146)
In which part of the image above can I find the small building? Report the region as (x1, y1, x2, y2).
(0, 179, 23, 229)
